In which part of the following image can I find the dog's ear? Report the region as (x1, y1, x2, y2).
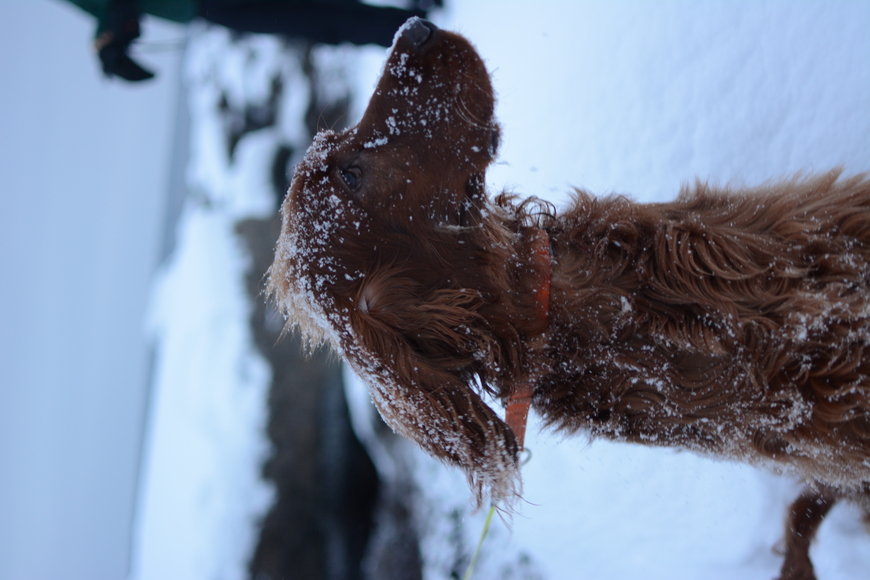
(360, 356, 520, 505)
(345, 275, 521, 504)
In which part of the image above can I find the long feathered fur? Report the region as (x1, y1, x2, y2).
(268, 18, 870, 580)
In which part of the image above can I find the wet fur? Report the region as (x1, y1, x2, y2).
(269, 19, 870, 580)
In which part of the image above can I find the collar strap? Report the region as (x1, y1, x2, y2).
(505, 228, 551, 450)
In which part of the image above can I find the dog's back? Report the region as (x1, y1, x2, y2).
(540, 171, 870, 492)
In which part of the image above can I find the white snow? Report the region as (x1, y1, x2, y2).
(127, 22, 281, 580)
(130, 3, 870, 580)
(364, 136, 390, 148)
(129, 203, 273, 580)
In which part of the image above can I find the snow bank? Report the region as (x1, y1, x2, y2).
(128, 23, 280, 580)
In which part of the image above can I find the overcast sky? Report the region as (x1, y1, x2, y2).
(0, 2, 183, 578)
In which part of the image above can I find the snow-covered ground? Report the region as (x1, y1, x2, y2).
(129, 2, 870, 579)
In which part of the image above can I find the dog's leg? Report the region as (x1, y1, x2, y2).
(777, 486, 837, 580)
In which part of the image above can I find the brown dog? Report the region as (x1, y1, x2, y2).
(269, 18, 870, 579)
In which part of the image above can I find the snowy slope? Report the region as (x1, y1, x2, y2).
(128, 24, 278, 580)
(130, 3, 870, 580)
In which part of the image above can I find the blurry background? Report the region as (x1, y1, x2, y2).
(0, 1, 183, 580)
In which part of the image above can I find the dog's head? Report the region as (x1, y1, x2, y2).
(270, 19, 522, 503)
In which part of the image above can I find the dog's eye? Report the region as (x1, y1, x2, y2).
(341, 167, 361, 191)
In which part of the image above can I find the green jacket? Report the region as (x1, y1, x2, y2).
(66, 0, 199, 34)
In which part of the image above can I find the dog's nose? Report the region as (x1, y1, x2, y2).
(401, 17, 437, 49)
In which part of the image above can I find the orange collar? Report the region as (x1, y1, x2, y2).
(505, 228, 551, 450)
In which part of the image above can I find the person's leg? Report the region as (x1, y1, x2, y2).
(199, 1, 426, 47)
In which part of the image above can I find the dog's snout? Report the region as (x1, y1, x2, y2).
(401, 17, 437, 49)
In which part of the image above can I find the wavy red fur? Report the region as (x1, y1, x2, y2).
(268, 18, 870, 580)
